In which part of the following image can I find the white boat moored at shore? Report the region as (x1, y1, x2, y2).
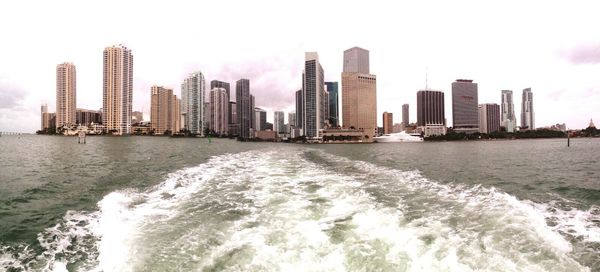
(374, 131, 423, 143)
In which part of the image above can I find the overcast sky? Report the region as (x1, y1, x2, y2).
(1, 0, 599, 132)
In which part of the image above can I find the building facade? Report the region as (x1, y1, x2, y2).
(274, 111, 285, 134)
(181, 72, 206, 135)
(501, 90, 517, 132)
(417, 90, 446, 136)
(303, 52, 325, 139)
(478, 103, 500, 134)
(254, 107, 267, 131)
(325, 82, 339, 127)
(343, 46, 370, 74)
(288, 112, 296, 131)
(402, 104, 409, 127)
(228, 101, 239, 136)
(150, 86, 180, 134)
(295, 89, 303, 129)
(76, 109, 102, 126)
(521, 88, 534, 130)
(236, 79, 254, 139)
(210, 80, 231, 101)
(451, 79, 479, 133)
(103, 45, 133, 135)
(40, 104, 52, 131)
(383, 112, 393, 134)
(342, 47, 377, 140)
(56, 62, 77, 129)
(209, 87, 229, 135)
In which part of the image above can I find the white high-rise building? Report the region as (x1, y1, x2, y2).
(56, 62, 76, 129)
(303, 52, 325, 139)
(274, 111, 285, 134)
(521, 88, 535, 130)
(181, 71, 206, 135)
(501, 90, 516, 132)
(210, 87, 229, 135)
(103, 45, 132, 135)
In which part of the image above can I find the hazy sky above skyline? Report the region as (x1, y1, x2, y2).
(1, 0, 599, 132)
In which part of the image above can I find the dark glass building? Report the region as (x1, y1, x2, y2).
(210, 80, 231, 101)
(451, 79, 479, 133)
(295, 89, 303, 129)
(236, 79, 254, 139)
(417, 90, 445, 127)
(325, 82, 339, 127)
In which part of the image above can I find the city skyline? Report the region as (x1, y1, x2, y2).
(1, 1, 600, 133)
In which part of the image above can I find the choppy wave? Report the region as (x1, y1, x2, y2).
(1, 148, 599, 271)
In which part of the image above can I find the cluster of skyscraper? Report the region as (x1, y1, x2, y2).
(399, 80, 535, 137)
(150, 75, 258, 137)
(291, 47, 377, 141)
(40, 44, 262, 137)
(41, 45, 134, 134)
(41, 44, 534, 139)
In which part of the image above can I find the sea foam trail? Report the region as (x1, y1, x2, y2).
(1, 147, 598, 271)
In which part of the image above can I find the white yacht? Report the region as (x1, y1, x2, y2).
(374, 131, 423, 143)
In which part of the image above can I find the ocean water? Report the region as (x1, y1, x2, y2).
(0, 136, 599, 271)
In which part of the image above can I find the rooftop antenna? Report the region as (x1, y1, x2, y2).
(425, 67, 429, 89)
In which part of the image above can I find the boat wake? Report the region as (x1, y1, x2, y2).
(1, 148, 598, 271)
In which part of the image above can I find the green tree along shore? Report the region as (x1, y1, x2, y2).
(425, 129, 568, 141)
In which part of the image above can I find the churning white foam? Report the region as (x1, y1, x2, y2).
(2, 148, 598, 271)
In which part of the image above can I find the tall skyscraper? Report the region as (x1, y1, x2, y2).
(203, 102, 211, 130)
(41, 104, 51, 131)
(103, 45, 133, 135)
(288, 112, 296, 128)
(478, 103, 500, 134)
(228, 101, 238, 136)
(383, 112, 393, 134)
(250, 95, 255, 133)
(56, 62, 76, 128)
(303, 52, 325, 139)
(254, 107, 267, 131)
(323, 90, 329, 127)
(274, 111, 285, 133)
(181, 71, 206, 135)
(417, 90, 446, 136)
(295, 89, 303, 129)
(236, 79, 254, 139)
(451, 79, 479, 134)
(150, 86, 179, 134)
(172, 97, 181, 133)
(343, 47, 369, 74)
(342, 47, 377, 139)
(210, 80, 231, 101)
(209, 87, 229, 135)
(402, 104, 409, 126)
(325, 82, 339, 127)
(501, 90, 516, 132)
(521, 88, 534, 130)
